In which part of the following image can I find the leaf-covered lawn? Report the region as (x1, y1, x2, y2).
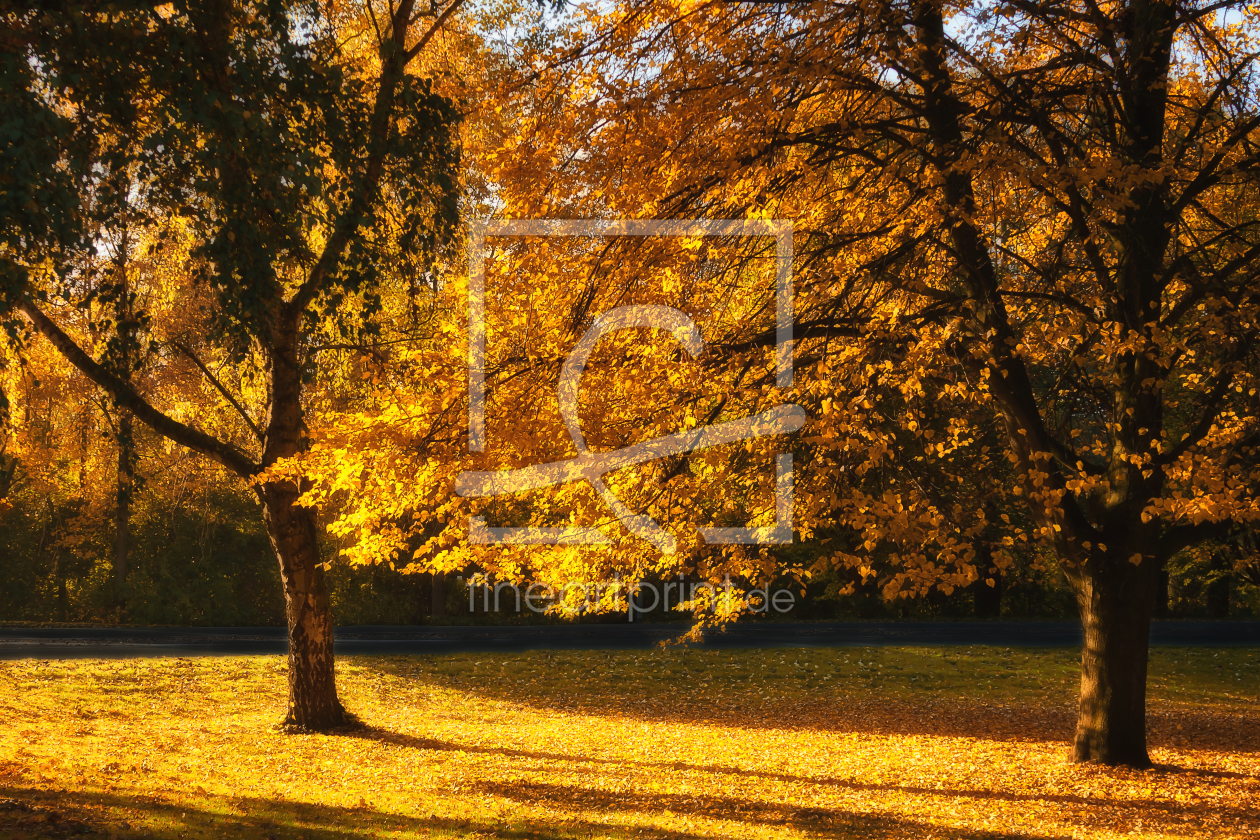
(1, 646, 1257, 839)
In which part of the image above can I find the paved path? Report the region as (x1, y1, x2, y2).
(1, 620, 1257, 659)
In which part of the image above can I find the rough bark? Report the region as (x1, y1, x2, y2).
(260, 480, 346, 730)
(1069, 554, 1161, 766)
(249, 2, 418, 728)
(263, 318, 348, 730)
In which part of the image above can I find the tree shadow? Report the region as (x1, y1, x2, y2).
(1144, 708, 1260, 754)
(0, 785, 740, 840)
(339, 726, 1260, 836)
(473, 779, 1074, 839)
(1157, 765, 1259, 781)
(366, 658, 1260, 754)
(0, 782, 1081, 840)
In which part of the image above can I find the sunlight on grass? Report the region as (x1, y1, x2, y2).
(1, 646, 1257, 839)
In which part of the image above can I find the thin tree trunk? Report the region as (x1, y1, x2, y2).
(0, 453, 15, 502)
(112, 234, 133, 611)
(973, 573, 1001, 617)
(114, 410, 133, 607)
(1154, 568, 1170, 617)
(972, 542, 1002, 617)
(1070, 555, 1160, 766)
(56, 550, 68, 621)
(1206, 551, 1231, 618)
(431, 571, 445, 619)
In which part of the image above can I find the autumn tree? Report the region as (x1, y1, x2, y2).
(452, 0, 1260, 767)
(3, 0, 462, 729)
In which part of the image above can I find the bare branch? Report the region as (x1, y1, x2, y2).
(172, 341, 264, 442)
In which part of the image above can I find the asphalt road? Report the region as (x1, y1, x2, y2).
(1, 620, 1258, 659)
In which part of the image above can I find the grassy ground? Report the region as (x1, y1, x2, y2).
(1, 646, 1257, 839)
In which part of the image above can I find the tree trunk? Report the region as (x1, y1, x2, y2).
(972, 542, 1002, 617)
(973, 573, 1001, 617)
(1070, 556, 1160, 767)
(1153, 568, 1170, 617)
(260, 315, 350, 732)
(431, 571, 445, 619)
(1206, 551, 1230, 618)
(56, 551, 69, 622)
(0, 453, 16, 502)
(114, 410, 133, 607)
(260, 480, 347, 731)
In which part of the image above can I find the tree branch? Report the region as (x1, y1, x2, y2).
(1155, 356, 1244, 466)
(17, 300, 259, 478)
(171, 340, 264, 442)
(286, 0, 419, 319)
(404, 0, 465, 62)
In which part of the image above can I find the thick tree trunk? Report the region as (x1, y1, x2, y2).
(260, 480, 347, 731)
(1070, 557, 1160, 767)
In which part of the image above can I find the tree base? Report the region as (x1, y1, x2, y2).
(278, 706, 362, 734)
(1070, 744, 1153, 769)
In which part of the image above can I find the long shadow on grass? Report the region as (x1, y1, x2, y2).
(0, 783, 1073, 840)
(344, 727, 1260, 836)
(473, 778, 1076, 839)
(366, 659, 1260, 754)
(0, 786, 730, 840)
